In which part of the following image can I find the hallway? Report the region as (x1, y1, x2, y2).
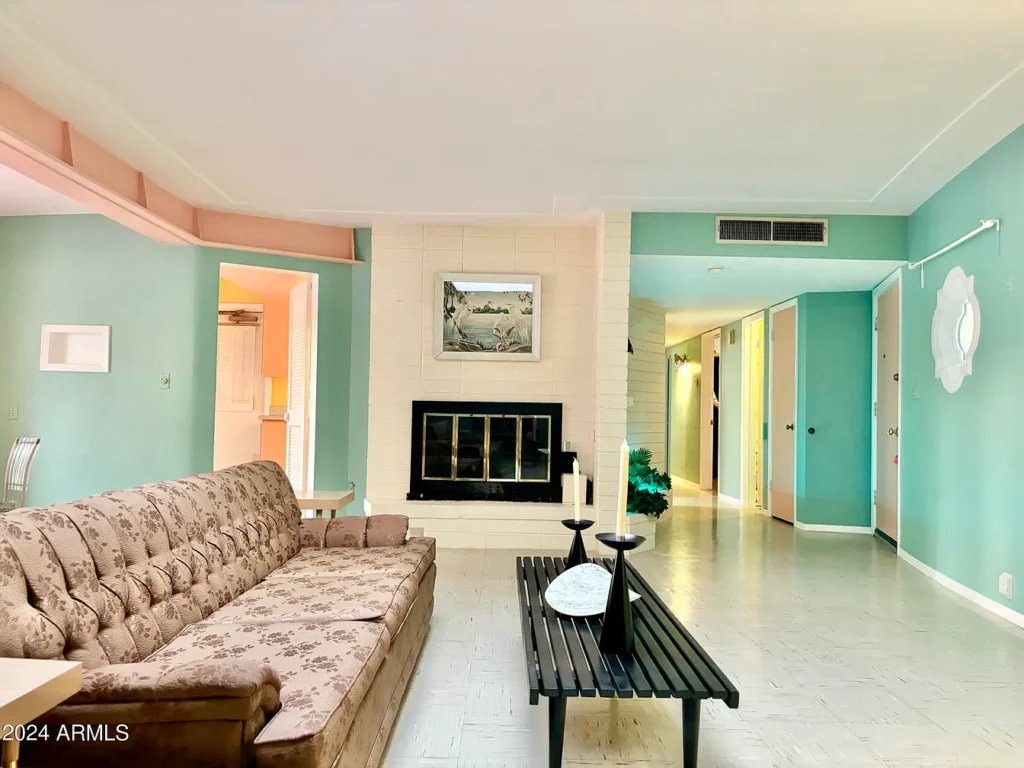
(383, 485, 1024, 766)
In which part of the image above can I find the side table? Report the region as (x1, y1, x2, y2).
(0, 659, 81, 768)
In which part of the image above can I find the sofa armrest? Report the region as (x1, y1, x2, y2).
(69, 660, 281, 706)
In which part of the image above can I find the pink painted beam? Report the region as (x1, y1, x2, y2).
(0, 83, 356, 263)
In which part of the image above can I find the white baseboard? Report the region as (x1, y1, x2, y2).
(717, 493, 742, 506)
(898, 548, 1024, 630)
(794, 522, 872, 534)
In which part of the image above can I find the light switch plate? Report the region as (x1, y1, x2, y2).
(159, 373, 171, 389)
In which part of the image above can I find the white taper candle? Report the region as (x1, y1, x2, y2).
(572, 459, 581, 522)
(616, 440, 629, 537)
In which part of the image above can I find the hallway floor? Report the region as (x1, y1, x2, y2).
(382, 484, 1024, 767)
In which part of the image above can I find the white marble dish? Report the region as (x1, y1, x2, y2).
(543, 562, 641, 617)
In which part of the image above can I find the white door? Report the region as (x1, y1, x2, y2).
(769, 306, 797, 523)
(286, 280, 311, 490)
(699, 331, 719, 490)
(875, 283, 900, 542)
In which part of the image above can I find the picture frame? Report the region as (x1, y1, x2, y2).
(434, 273, 542, 361)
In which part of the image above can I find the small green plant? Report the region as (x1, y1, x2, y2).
(627, 447, 672, 519)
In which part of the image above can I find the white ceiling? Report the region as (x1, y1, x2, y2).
(2, 2, 1024, 225)
(633, 254, 904, 345)
(0, 164, 86, 216)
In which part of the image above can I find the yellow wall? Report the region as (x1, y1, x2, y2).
(218, 277, 264, 304)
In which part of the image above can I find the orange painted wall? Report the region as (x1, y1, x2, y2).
(260, 420, 287, 469)
(262, 293, 288, 378)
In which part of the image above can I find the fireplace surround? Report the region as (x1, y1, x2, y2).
(408, 400, 564, 502)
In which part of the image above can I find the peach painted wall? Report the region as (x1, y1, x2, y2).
(262, 293, 288, 378)
(260, 420, 287, 469)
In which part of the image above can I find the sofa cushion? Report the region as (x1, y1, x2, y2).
(268, 537, 435, 584)
(146, 619, 387, 763)
(197, 572, 411, 633)
(365, 515, 407, 547)
(325, 517, 366, 549)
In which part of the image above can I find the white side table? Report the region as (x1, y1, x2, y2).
(0, 659, 81, 768)
(294, 490, 355, 519)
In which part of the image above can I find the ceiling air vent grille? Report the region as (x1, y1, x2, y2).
(716, 217, 828, 246)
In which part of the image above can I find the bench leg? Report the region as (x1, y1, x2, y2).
(548, 695, 566, 767)
(682, 699, 701, 768)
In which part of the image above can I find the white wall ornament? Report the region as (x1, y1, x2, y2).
(931, 266, 980, 393)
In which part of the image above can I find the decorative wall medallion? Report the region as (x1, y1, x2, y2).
(544, 562, 640, 617)
(931, 266, 980, 393)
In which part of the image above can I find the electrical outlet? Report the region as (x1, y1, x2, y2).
(999, 573, 1014, 600)
(911, 387, 919, 400)
(7, 405, 17, 420)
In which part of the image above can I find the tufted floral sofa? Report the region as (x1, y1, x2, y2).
(0, 461, 435, 768)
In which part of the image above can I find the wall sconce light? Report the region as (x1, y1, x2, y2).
(674, 353, 688, 370)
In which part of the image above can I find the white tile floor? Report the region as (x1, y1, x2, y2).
(382, 485, 1024, 767)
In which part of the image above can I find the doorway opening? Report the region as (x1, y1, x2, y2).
(768, 300, 797, 523)
(741, 314, 765, 509)
(214, 264, 319, 491)
(872, 272, 901, 547)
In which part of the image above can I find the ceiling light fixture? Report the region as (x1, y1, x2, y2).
(708, 266, 725, 274)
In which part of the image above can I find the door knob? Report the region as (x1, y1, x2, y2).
(888, 427, 898, 436)
(785, 424, 794, 431)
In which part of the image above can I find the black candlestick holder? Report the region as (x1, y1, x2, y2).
(561, 519, 594, 568)
(595, 532, 647, 655)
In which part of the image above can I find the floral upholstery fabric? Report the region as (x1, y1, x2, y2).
(324, 516, 367, 548)
(0, 461, 302, 667)
(269, 537, 435, 584)
(147, 619, 388, 759)
(365, 515, 408, 547)
(0, 461, 434, 768)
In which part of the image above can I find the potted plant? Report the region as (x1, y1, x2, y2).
(627, 447, 672, 519)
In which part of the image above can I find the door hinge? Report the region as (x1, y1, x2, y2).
(873, 491, 877, 506)
(874, 317, 878, 331)
(770, 330, 774, 341)
(769, 480, 773, 491)
(873, 401, 877, 417)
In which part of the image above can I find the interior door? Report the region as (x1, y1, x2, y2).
(875, 283, 900, 542)
(770, 306, 797, 523)
(286, 280, 311, 490)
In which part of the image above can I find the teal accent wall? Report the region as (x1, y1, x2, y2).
(0, 215, 369, 507)
(903, 125, 1024, 612)
(795, 292, 873, 526)
(631, 212, 907, 261)
(666, 336, 703, 483)
(718, 320, 743, 499)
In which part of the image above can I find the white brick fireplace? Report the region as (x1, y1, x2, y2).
(365, 214, 653, 549)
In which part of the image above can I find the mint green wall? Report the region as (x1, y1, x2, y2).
(666, 336, 703, 483)
(794, 292, 873, 526)
(903, 125, 1024, 612)
(718, 320, 743, 499)
(631, 212, 907, 261)
(0, 215, 369, 507)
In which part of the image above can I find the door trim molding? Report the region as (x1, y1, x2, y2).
(898, 548, 1024, 630)
(739, 312, 764, 509)
(767, 298, 799, 523)
(871, 269, 902, 544)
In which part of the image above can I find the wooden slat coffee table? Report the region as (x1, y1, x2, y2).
(516, 556, 739, 768)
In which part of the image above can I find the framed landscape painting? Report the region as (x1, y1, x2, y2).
(435, 273, 542, 361)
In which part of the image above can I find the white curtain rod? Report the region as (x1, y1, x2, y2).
(908, 218, 999, 286)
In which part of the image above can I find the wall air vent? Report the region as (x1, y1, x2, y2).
(716, 217, 828, 246)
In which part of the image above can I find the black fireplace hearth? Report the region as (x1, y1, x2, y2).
(408, 400, 564, 502)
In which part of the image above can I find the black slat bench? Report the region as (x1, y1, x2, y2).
(516, 555, 740, 767)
